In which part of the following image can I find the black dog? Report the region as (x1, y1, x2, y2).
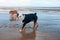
(20, 13, 38, 31)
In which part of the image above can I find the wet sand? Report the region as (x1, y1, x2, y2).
(0, 9, 60, 40)
(0, 21, 60, 40)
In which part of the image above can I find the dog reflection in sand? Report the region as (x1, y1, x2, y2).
(9, 10, 19, 21)
(20, 28, 36, 40)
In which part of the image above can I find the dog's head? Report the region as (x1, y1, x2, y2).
(9, 10, 17, 14)
(18, 14, 25, 22)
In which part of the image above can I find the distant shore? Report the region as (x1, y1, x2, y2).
(0, 7, 60, 12)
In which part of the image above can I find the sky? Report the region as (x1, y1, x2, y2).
(0, 0, 60, 7)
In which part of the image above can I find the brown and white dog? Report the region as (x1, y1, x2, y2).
(9, 10, 19, 21)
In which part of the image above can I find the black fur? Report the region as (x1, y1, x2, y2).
(22, 13, 38, 29)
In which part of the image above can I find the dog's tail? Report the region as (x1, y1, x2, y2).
(34, 13, 37, 15)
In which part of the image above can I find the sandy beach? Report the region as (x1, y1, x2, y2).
(0, 9, 60, 40)
(0, 21, 60, 40)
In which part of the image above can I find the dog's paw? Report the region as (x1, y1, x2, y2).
(19, 29, 23, 32)
(19, 28, 24, 32)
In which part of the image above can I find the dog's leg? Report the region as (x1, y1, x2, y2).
(19, 23, 26, 32)
(22, 23, 26, 29)
(33, 22, 36, 29)
(33, 22, 38, 30)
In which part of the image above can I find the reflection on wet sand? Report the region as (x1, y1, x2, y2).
(0, 9, 60, 40)
(20, 29, 36, 40)
(0, 21, 60, 40)
(0, 24, 37, 40)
